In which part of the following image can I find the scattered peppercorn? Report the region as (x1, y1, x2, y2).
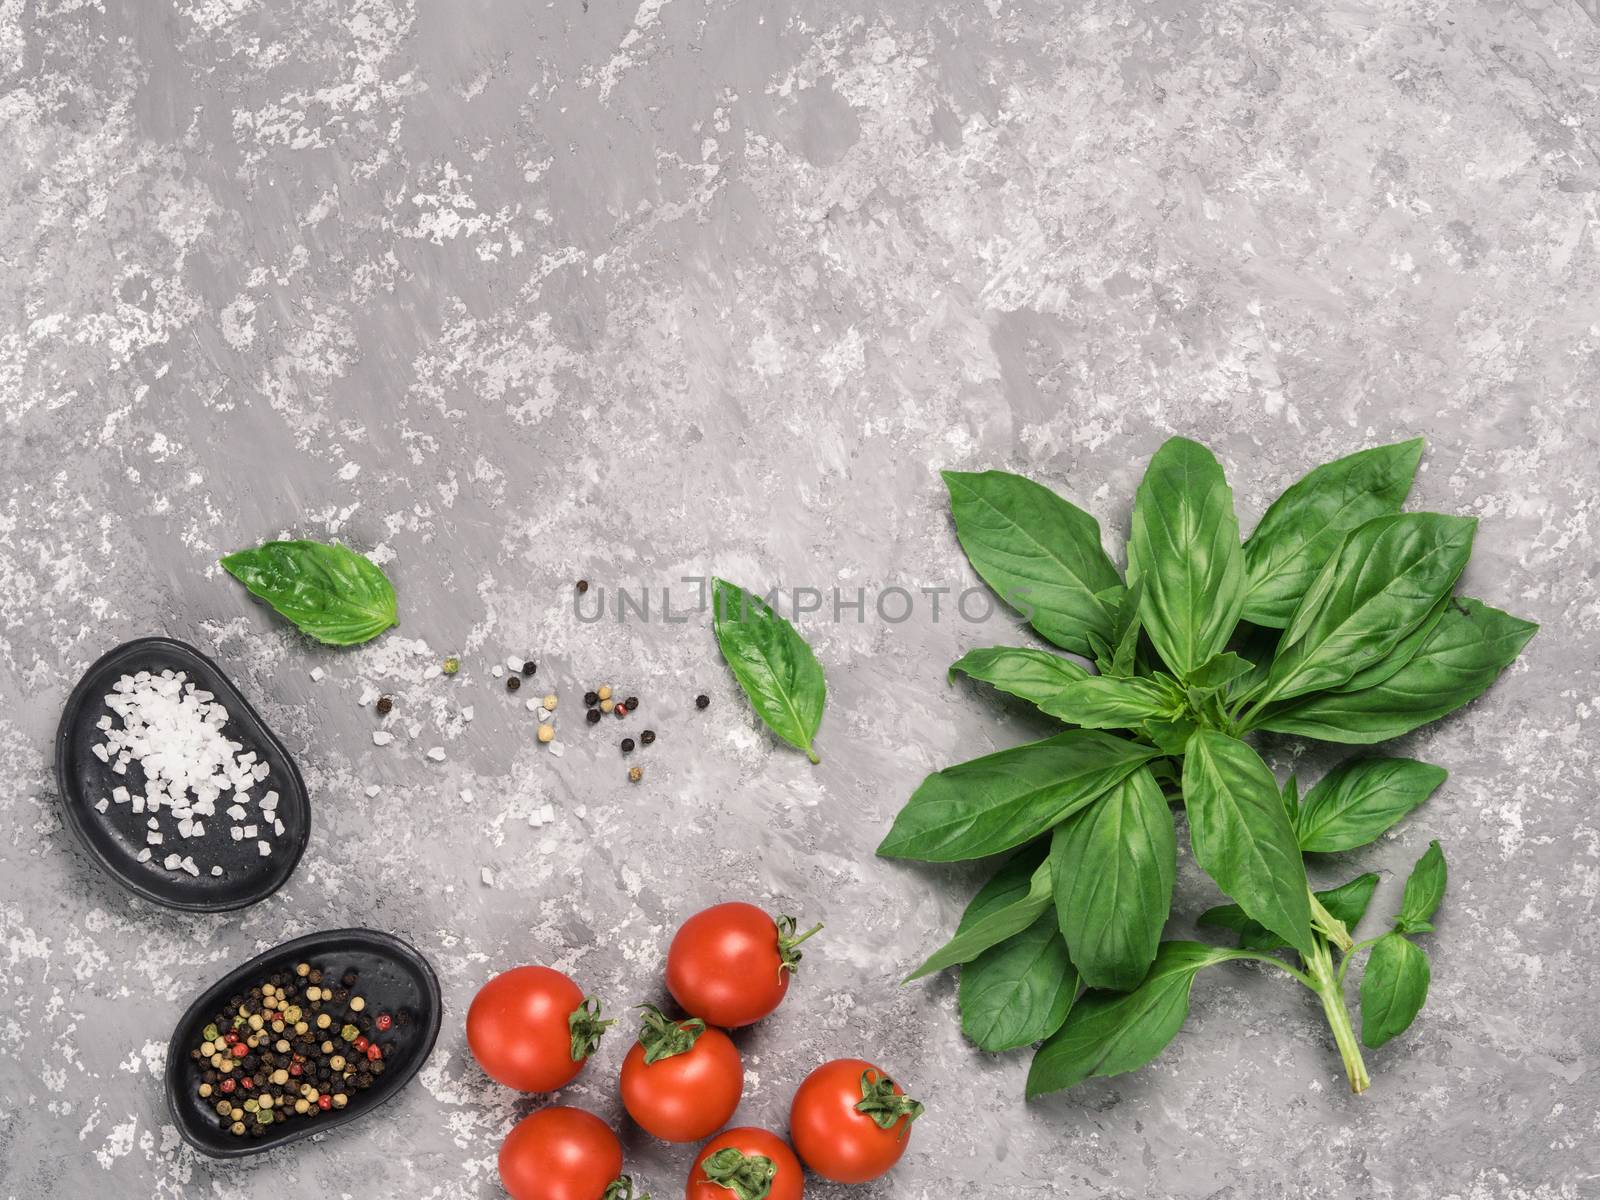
(584, 691, 598, 707)
(625, 696, 639, 710)
(586, 709, 601, 725)
(615, 704, 628, 718)
(641, 730, 656, 746)
(621, 738, 635, 753)
(695, 694, 710, 709)
(597, 685, 612, 701)
(628, 766, 643, 783)
(537, 724, 555, 744)
(376, 697, 394, 715)
(443, 657, 460, 675)
(576, 580, 589, 593)
(522, 661, 537, 676)
(506, 676, 521, 692)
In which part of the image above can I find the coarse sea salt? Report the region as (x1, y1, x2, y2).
(96, 668, 279, 877)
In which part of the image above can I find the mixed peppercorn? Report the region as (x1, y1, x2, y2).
(189, 961, 403, 1139)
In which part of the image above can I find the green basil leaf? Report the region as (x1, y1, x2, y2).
(1263, 514, 1477, 702)
(1199, 872, 1379, 951)
(904, 850, 1052, 981)
(1282, 773, 1301, 824)
(1182, 731, 1315, 957)
(878, 731, 1156, 863)
(942, 470, 1122, 656)
(1359, 933, 1430, 1048)
(220, 539, 398, 646)
(1051, 767, 1175, 991)
(1242, 439, 1424, 627)
(1025, 942, 1242, 1096)
(1331, 592, 1449, 695)
(1108, 579, 1145, 679)
(1185, 651, 1254, 691)
(1127, 437, 1247, 678)
(948, 647, 1089, 711)
(1257, 597, 1538, 744)
(1141, 717, 1198, 757)
(959, 913, 1078, 1052)
(1038, 675, 1181, 729)
(711, 577, 826, 763)
(1394, 840, 1447, 934)
(1294, 758, 1448, 853)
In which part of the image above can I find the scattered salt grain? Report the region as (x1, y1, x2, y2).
(364, 785, 381, 798)
(95, 798, 109, 813)
(492, 665, 504, 678)
(548, 741, 564, 758)
(372, 731, 395, 746)
(309, 667, 326, 682)
(358, 686, 378, 707)
(462, 706, 475, 722)
(426, 747, 446, 762)
(481, 867, 495, 887)
(210, 866, 223, 877)
(136, 848, 152, 863)
(258, 841, 271, 857)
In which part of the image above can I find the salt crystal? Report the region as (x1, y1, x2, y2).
(537, 709, 552, 724)
(492, 665, 504, 678)
(258, 841, 271, 857)
(262, 790, 279, 810)
(548, 741, 564, 758)
(481, 867, 495, 887)
(273, 819, 284, 836)
(148, 832, 163, 845)
(227, 804, 247, 820)
(506, 655, 524, 672)
(131, 796, 145, 814)
(210, 866, 223, 877)
(364, 785, 381, 798)
(358, 686, 378, 707)
(424, 664, 442, 680)
(310, 667, 325, 682)
(136, 848, 152, 863)
(112, 786, 129, 804)
(231, 828, 243, 842)
(147, 818, 159, 830)
(462, 706, 474, 722)
(242, 825, 257, 838)
(95, 798, 109, 813)
(163, 853, 182, 869)
(426, 747, 446, 762)
(181, 857, 200, 876)
(372, 731, 395, 746)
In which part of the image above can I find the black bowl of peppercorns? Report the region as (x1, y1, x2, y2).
(164, 928, 442, 1158)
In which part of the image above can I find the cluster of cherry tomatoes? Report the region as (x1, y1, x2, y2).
(467, 902, 924, 1199)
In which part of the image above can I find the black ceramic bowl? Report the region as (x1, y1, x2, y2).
(54, 636, 311, 911)
(165, 928, 443, 1158)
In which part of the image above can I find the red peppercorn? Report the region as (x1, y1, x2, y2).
(354, 1036, 370, 1052)
(220, 1079, 236, 1094)
(231, 1042, 249, 1058)
(615, 704, 627, 717)
(366, 1044, 383, 1062)
(240, 1077, 253, 1089)
(289, 1063, 303, 1077)
(376, 1013, 393, 1032)
(318, 1095, 332, 1110)
(223, 1030, 240, 1045)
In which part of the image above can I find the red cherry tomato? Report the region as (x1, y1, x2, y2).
(665, 903, 821, 1028)
(467, 966, 612, 1092)
(789, 1059, 922, 1184)
(499, 1106, 632, 1200)
(620, 1007, 743, 1143)
(686, 1127, 804, 1200)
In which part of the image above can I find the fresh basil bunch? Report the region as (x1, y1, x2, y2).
(884, 438, 1535, 1096)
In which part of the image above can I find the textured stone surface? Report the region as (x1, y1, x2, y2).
(2, 1, 1598, 1196)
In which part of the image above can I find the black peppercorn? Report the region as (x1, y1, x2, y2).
(621, 738, 635, 753)
(522, 660, 536, 676)
(641, 730, 656, 746)
(625, 696, 639, 709)
(576, 579, 589, 593)
(341, 971, 358, 987)
(695, 694, 709, 709)
(584, 691, 598, 707)
(506, 676, 521, 692)
(375, 696, 393, 715)
(586, 709, 601, 725)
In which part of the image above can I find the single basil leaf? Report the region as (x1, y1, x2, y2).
(1127, 437, 1247, 677)
(1294, 758, 1448, 853)
(948, 647, 1089, 711)
(1282, 773, 1301, 824)
(711, 578, 827, 762)
(1182, 731, 1315, 957)
(220, 539, 398, 646)
(1257, 597, 1538, 743)
(942, 470, 1122, 656)
(1108, 579, 1145, 678)
(878, 731, 1155, 862)
(1394, 840, 1447, 934)
(1242, 439, 1424, 627)
(1142, 717, 1198, 757)
(1359, 933, 1431, 1048)
(1185, 651, 1254, 692)
(1331, 592, 1450, 695)
(958, 912, 1078, 1052)
(1038, 675, 1180, 729)
(1199, 872, 1379, 951)
(1263, 513, 1477, 702)
(904, 853, 1052, 981)
(1051, 766, 1175, 991)
(1025, 942, 1241, 1096)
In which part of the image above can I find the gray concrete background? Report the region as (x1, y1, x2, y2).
(2, 1, 1597, 1196)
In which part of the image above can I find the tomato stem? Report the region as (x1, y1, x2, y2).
(775, 915, 824, 974)
(568, 996, 616, 1062)
(853, 1068, 925, 1135)
(635, 1003, 704, 1064)
(700, 1147, 778, 1200)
